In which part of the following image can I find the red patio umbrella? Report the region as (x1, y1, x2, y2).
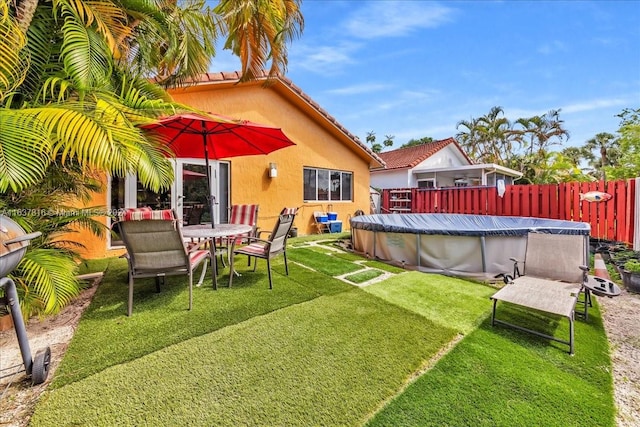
(140, 112, 296, 227)
(182, 169, 208, 180)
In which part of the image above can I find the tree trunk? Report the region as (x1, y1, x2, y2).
(601, 147, 608, 182)
(15, 0, 39, 34)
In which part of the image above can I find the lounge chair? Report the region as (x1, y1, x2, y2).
(115, 208, 211, 316)
(490, 232, 589, 354)
(230, 211, 296, 289)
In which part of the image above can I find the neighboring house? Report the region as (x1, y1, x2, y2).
(370, 138, 522, 190)
(75, 71, 384, 259)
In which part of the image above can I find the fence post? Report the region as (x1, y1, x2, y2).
(634, 178, 639, 250)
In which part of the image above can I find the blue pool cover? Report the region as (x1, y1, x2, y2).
(350, 214, 590, 236)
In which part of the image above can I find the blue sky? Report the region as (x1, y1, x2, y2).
(210, 0, 640, 151)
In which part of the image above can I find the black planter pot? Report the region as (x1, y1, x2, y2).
(621, 270, 640, 293)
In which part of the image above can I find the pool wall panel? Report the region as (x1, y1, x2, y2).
(350, 214, 590, 280)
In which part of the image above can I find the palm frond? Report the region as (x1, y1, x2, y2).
(0, 109, 53, 191)
(0, 6, 28, 101)
(215, 0, 303, 82)
(18, 4, 59, 103)
(13, 248, 80, 315)
(59, 4, 113, 91)
(25, 99, 174, 190)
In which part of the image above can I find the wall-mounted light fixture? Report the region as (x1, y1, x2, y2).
(268, 162, 278, 178)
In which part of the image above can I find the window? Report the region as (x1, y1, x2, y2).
(303, 167, 353, 201)
(417, 179, 435, 189)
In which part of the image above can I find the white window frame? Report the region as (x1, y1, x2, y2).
(303, 167, 353, 202)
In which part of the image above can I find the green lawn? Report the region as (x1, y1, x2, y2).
(366, 304, 613, 427)
(30, 238, 615, 426)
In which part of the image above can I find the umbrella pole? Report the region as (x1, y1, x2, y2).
(201, 129, 215, 229)
(206, 157, 215, 229)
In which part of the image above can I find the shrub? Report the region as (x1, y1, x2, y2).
(623, 259, 640, 274)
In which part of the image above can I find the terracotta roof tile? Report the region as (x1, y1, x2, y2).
(378, 138, 470, 170)
(180, 71, 385, 168)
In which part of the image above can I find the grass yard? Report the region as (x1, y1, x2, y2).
(30, 236, 615, 426)
(367, 303, 613, 426)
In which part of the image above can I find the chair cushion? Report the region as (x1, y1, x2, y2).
(229, 204, 258, 226)
(235, 242, 268, 257)
(120, 208, 174, 221)
(189, 250, 210, 267)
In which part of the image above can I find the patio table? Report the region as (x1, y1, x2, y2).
(582, 275, 621, 319)
(182, 223, 253, 290)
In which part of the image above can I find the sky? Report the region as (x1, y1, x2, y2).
(209, 0, 640, 152)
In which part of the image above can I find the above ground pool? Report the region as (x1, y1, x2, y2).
(350, 213, 591, 280)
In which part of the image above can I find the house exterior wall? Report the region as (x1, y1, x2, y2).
(372, 145, 472, 189)
(69, 79, 374, 258)
(414, 145, 471, 170)
(370, 169, 409, 189)
(170, 83, 372, 236)
(409, 146, 471, 187)
(77, 174, 118, 258)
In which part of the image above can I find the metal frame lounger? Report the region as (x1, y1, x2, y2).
(490, 232, 589, 355)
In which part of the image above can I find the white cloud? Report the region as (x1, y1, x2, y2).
(498, 96, 630, 120)
(560, 97, 630, 114)
(344, 2, 455, 39)
(292, 42, 360, 74)
(326, 83, 392, 95)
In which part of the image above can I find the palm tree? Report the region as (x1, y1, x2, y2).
(582, 132, 618, 182)
(477, 106, 513, 164)
(456, 116, 483, 160)
(215, 0, 304, 82)
(2, 0, 304, 192)
(513, 109, 569, 157)
(1, 0, 303, 316)
(560, 146, 584, 167)
(456, 106, 515, 164)
(1, 165, 105, 315)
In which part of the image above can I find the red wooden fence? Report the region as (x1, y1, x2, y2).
(381, 179, 636, 244)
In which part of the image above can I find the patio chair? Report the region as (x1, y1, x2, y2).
(279, 207, 299, 237)
(183, 204, 205, 225)
(217, 204, 260, 267)
(490, 232, 589, 354)
(229, 204, 260, 238)
(115, 208, 211, 316)
(231, 212, 296, 289)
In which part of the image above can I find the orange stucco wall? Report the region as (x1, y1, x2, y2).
(70, 80, 372, 259)
(170, 82, 372, 236)
(67, 173, 126, 259)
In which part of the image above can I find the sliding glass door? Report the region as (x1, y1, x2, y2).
(108, 160, 230, 248)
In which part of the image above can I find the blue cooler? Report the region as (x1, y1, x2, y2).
(327, 212, 338, 221)
(318, 214, 328, 223)
(329, 221, 342, 233)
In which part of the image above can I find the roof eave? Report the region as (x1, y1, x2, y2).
(412, 163, 523, 178)
(171, 71, 386, 169)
